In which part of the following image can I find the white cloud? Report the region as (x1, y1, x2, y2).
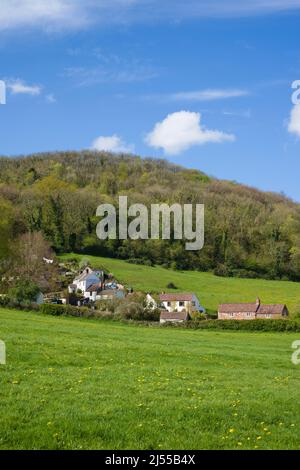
(7, 79, 41, 96)
(288, 105, 300, 137)
(0, 0, 88, 31)
(91, 135, 134, 153)
(1, 1, 300, 32)
(145, 111, 235, 155)
(169, 89, 249, 102)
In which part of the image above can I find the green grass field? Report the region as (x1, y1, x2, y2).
(0, 308, 300, 450)
(61, 254, 300, 316)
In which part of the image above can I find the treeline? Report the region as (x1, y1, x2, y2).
(1, 150, 300, 281)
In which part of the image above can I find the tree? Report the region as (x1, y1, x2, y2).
(10, 232, 59, 292)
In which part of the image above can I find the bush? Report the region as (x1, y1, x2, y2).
(127, 258, 153, 267)
(0, 295, 9, 307)
(213, 264, 233, 277)
(40, 304, 92, 317)
(166, 282, 177, 289)
(7, 280, 40, 305)
(114, 293, 160, 321)
(115, 301, 144, 320)
(231, 269, 260, 279)
(40, 304, 69, 316)
(190, 311, 206, 321)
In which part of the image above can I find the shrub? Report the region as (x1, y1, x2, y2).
(0, 295, 9, 307)
(95, 298, 122, 313)
(7, 280, 40, 305)
(114, 293, 160, 321)
(213, 264, 233, 277)
(166, 282, 177, 289)
(115, 301, 144, 320)
(40, 304, 91, 317)
(127, 258, 153, 267)
(190, 311, 206, 321)
(231, 269, 260, 279)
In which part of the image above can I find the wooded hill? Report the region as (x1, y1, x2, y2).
(1, 150, 300, 281)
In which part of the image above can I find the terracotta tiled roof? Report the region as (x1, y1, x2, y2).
(160, 293, 194, 302)
(257, 304, 287, 315)
(218, 303, 258, 313)
(160, 310, 189, 321)
(219, 302, 288, 316)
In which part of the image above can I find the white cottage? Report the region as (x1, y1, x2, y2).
(159, 293, 205, 315)
(69, 268, 104, 299)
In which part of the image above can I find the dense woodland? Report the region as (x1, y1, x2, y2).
(1, 150, 300, 285)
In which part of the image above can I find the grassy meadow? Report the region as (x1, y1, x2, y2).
(60, 254, 300, 316)
(0, 308, 300, 450)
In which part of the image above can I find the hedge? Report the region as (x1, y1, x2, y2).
(28, 304, 300, 332)
(39, 304, 93, 318)
(166, 319, 300, 333)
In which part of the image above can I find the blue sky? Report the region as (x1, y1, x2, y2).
(1, 1, 300, 199)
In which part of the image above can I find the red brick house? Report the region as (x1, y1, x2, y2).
(218, 298, 289, 320)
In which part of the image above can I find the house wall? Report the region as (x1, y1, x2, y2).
(84, 291, 97, 301)
(162, 295, 204, 314)
(162, 300, 190, 313)
(218, 311, 256, 320)
(256, 313, 284, 320)
(160, 318, 185, 324)
(218, 311, 287, 320)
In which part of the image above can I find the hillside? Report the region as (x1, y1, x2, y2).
(60, 254, 300, 316)
(1, 151, 300, 281)
(1, 308, 300, 450)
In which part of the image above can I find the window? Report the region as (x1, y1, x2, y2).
(246, 313, 252, 317)
(229, 313, 234, 317)
(167, 302, 171, 307)
(266, 314, 272, 318)
(179, 301, 184, 307)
